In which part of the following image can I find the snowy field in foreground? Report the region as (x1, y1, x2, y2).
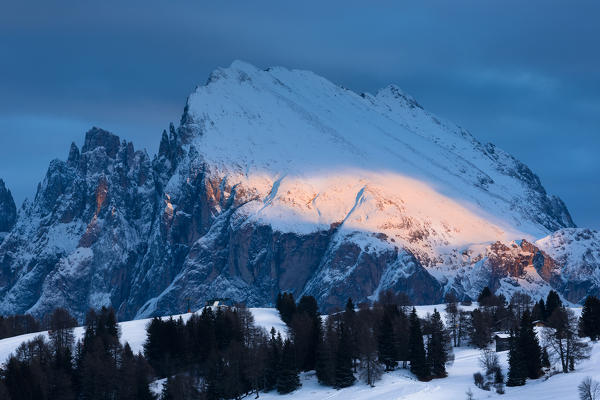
(0, 305, 595, 400)
(259, 342, 600, 400)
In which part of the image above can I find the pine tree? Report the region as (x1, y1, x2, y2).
(276, 339, 300, 394)
(477, 287, 493, 305)
(334, 322, 356, 388)
(579, 295, 600, 340)
(408, 308, 429, 380)
(276, 292, 296, 325)
(427, 309, 450, 378)
(264, 328, 282, 391)
(343, 298, 359, 371)
(506, 331, 526, 386)
(316, 320, 336, 386)
(518, 310, 542, 379)
(377, 309, 398, 371)
(531, 299, 546, 322)
(545, 290, 562, 320)
(470, 308, 493, 348)
(203, 351, 225, 400)
(394, 308, 410, 368)
(292, 295, 321, 371)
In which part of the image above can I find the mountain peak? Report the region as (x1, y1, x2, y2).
(82, 127, 121, 158)
(182, 61, 572, 239)
(229, 59, 260, 74)
(376, 84, 423, 109)
(0, 62, 585, 320)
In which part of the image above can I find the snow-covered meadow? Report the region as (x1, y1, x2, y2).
(0, 305, 594, 400)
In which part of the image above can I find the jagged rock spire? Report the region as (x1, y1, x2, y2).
(67, 142, 80, 165)
(0, 179, 16, 233)
(82, 127, 121, 158)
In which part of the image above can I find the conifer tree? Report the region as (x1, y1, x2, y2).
(506, 331, 526, 386)
(477, 287, 493, 305)
(264, 328, 282, 391)
(316, 320, 336, 386)
(518, 309, 542, 379)
(276, 339, 300, 394)
(545, 290, 562, 320)
(334, 322, 356, 388)
(292, 295, 321, 371)
(470, 308, 493, 348)
(276, 292, 297, 325)
(408, 308, 429, 380)
(531, 299, 546, 322)
(343, 298, 359, 370)
(377, 309, 398, 371)
(579, 295, 600, 340)
(427, 309, 451, 378)
(394, 308, 411, 368)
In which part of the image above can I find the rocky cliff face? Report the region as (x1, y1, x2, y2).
(0, 62, 596, 321)
(0, 128, 157, 320)
(536, 228, 600, 303)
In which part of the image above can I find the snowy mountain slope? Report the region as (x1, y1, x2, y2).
(183, 61, 570, 242)
(0, 60, 595, 319)
(140, 61, 577, 313)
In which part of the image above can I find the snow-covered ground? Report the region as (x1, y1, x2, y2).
(0, 305, 593, 399)
(258, 341, 599, 400)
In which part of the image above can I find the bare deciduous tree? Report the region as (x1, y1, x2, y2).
(543, 307, 591, 373)
(479, 349, 500, 376)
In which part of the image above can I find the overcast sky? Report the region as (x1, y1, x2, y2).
(0, 1, 598, 230)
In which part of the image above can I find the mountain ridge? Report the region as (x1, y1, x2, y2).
(0, 61, 595, 321)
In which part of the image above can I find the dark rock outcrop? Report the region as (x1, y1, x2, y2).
(0, 179, 16, 235)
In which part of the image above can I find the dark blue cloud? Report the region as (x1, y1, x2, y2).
(0, 0, 598, 229)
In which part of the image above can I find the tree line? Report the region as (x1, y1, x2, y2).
(0, 288, 599, 399)
(0, 307, 153, 400)
(0, 314, 41, 340)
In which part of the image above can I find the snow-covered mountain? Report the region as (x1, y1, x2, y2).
(0, 61, 597, 320)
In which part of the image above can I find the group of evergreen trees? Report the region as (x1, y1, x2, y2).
(1, 289, 599, 399)
(287, 292, 453, 386)
(506, 310, 543, 386)
(145, 305, 289, 399)
(0, 314, 41, 340)
(460, 288, 594, 390)
(579, 295, 600, 340)
(508, 290, 596, 384)
(0, 306, 153, 400)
